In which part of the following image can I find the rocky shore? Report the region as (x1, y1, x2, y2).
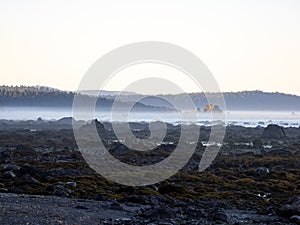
(0, 119, 299, 224)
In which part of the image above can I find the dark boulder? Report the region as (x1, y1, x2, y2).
(0, 150, 12, 163)
(109, 202, 123, 210)
(290, 215, 300, 223)
(154, 144, 176, 152)
(210, 210, 228, 222)
(109, 143, 131, 156)
(16, 144, 33, 151)
(75, 205, 89, 210)
(255, 167, 270, 175)
(65, 181, 77, 188)
(3, 171, 16, 179)
(80, 119, 105, 131)
(278, 196, 300, 218)
(53, 185, 72, 197)
(141, 205, 178, 220)
(0, 183, 8, 192)
(120, 194, 169, 206)
(261, 124, 286, 139)
(37, 117, 44, 122)
(252, 138, 263, 148)
(15, 174, 39, 185)
(18, 164, 45, 178)
(2, 163, 20, 172)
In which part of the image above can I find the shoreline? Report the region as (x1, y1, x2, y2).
(0, 116, 299, 129)
(0, 120, 299, 224)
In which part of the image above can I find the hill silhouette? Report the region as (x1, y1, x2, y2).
(102, 91, 300, 111)
(1, 86, 300, 111)
(0, 86, 168, 111)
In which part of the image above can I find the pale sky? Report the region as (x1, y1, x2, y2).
(0, 0, 300, 95)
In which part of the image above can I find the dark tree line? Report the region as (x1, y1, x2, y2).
(0, 86, 168, 111)
(105, 91, 300, 111)
(0, 86, 111, 108)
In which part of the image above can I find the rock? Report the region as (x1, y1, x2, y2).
(120, 194, 168, 206)
(75, 205, 89, 210)
(261, 124, 286, 139)
(16, 144, 33, 151)
(66, 182, 77, 188)
(80, 119, 105, 132)
(109, 143, 131, 156)
(252, 139, 263, 148)
(15, 174, 39, 185)
(53, 188, 70, 197)
(8, 186, 24, 194)
(0, 150, 12, 163)
(55, 117, 75, 125)
(255, 167, 270, 175)
(203, 104, 223, 113)
(116, 218, 132, 223)
(156, 222, 174, 225)
(0, 183, 8, 192)
(142, 205, 178, 220)
(53, 185, 72, 197)
(0, 188, 8, 192)
(2, 163, 20, 172)
(154, 144, 176, 152)
(18, 164, 45, 178)
(290, 215, 300, 223)
(109, 202, 123, 210)
(211, 210, 228, 222)
(3, 171, 16, 179)
(278, 196, 300, 218)
(95, 194, 108, 201)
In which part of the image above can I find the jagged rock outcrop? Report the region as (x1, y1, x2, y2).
(203, 104, 223, 112)
(79, 119, 105, 132)
(55, 117, 75, 125)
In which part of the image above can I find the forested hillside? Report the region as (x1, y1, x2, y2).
(0, 86, 169, 111)
(103, 91, 300, 111)
(1, 86, 300, 111)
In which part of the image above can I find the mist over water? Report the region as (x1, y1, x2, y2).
(0, 107, 299, 127)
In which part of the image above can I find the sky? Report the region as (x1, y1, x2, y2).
(0, 0, 300, 95)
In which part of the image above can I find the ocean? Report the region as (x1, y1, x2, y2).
(0, 107, 299, 127)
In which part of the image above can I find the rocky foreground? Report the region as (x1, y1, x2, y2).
(0, 119, 299, 224)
